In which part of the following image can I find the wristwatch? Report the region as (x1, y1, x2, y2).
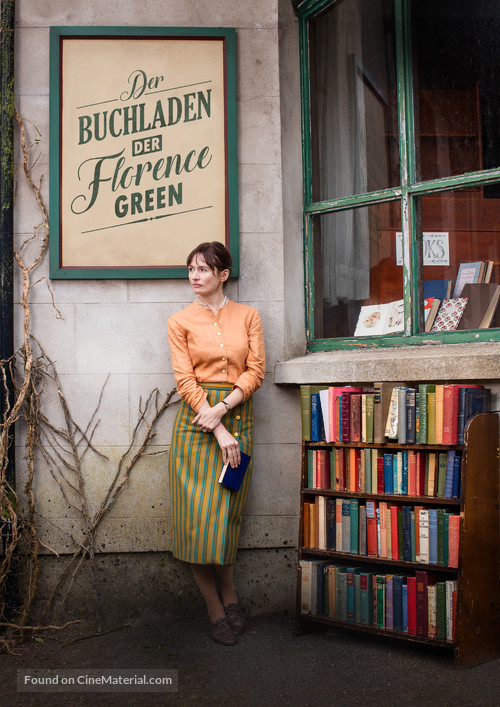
(221, 399, 231, 412)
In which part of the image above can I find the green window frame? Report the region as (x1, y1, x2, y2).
(295, 0, 500, 351)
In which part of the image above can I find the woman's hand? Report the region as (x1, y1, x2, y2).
(193, 401, 225, 432)
(213, 424, 241, 468)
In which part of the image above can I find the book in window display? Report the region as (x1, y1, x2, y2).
(431, 298, 468, 332)
(354, 299, 404, 337)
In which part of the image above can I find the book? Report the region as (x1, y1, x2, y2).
(453, 261, 485, 298)
(218, 452, 251, 491)
(328, 386, 363, 442)
(407, 576, 417, 635)
(448, 514, 460, 568)
(461, 388, 491, 443)
(385, 386, 403, 439)
(373, 381, 406, 444)
(354, 299, 404, 337)
(319, 389, 330, 442)
(431, 298, 468, 332)
(416, 570, 430, 637)
(311, 393, 326, 441)
(424, 297, 441, 332)
(300, 385, 327, 441)
(457, 386, 486, 444)
(424, 278, 452, 301)
(359, 571, 373, 624)
(325, 498, 336, 550)
(457, 283, 500, 329)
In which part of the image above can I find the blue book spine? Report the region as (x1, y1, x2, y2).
(392, 455, 398, 495)
(310, 394, 325, 442)
(326, 498, 336, 550)
(350, 499, 359, 554)
(376, 508, 381, 556)
(428, 508, 438, 564)
(402, 451, 409, 495)
(406, 388, 416, 444)
(346, 568, 356, 621)
(402, 582, 408, 632)
(384, 454, 394, 494)
(444, 450, 456, 498)
(452, 454, 462, 498)
(402, 506, 412, 561)
(392, 575, 403, 633)
(338, 398, 343, 442)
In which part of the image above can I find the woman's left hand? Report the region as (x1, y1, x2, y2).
(193, 401, 225, 432)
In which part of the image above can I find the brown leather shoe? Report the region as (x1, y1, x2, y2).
(224, 602, 246, 636)
(210, 616, 236, 645)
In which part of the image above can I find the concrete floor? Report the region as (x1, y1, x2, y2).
(2, 612, 500, 706)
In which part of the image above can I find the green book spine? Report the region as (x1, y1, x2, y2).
(354, 573, 361, 623)
(427, 392, 437, 444)
(437, 452, 447, 497)
(436, 581, 446, 639)
(335, 568, 348, 621)
(350, 499, 359, 554)
(443, 512, 449, 567)
(359, 572, 373, 625)
(376, 575, 386, 628)
(307, 449, 314, 488)
(300, 385, 312, 441)
(410, 510, 416, 562)
(365, 394, 374, 443)
(364, 448, 372, 493)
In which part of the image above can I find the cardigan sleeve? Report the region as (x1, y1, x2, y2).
(233, 308, 266, 400)
(167, 315, 208, 412)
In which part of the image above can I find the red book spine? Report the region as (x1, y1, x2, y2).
(341, 393, 352, 442)
(416, 570, 429, 637)
(390, 506, 399, 561)
(336, 449, 345, 491)
(442, 385, 460, 445)
(377, 457, 385, 494)
(350, 394, 361, 442)
(448, 514, 460, 568)
(407, 576, 417, 635)
(409, 452, 417, 496)
(366, 501, 378, 557)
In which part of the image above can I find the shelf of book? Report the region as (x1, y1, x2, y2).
(296, 396, 499, 667)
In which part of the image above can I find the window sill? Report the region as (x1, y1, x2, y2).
(274, 341, 500, 384)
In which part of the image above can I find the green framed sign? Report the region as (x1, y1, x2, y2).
(49, 27, 239, 279)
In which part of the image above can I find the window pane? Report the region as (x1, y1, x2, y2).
(418, 186, 500, 332)
(309, 0, 399, 202)
(313, 201, 402, 339)
(412, 0, 500, 182)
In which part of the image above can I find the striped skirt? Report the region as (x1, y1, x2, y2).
(169, 384, 254, 565)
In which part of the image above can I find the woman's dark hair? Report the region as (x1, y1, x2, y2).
(187, 241, 232, 281)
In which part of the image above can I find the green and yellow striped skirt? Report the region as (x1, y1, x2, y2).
(169, 384, 254, 565)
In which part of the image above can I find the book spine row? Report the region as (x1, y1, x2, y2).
(299, 561, 457, 641)
(303, 497, 460, 568)
(307, 448, 462, 499)
(303, 383, 490, 446)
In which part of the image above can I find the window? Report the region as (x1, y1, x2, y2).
(296, 0, 500, 349)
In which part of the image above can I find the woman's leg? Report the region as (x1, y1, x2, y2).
(189, 564, 225, 622)
(213, 564, 238, 606)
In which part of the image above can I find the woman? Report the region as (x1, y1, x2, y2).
(167, 241, 265, 645)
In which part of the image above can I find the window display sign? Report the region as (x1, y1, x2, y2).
(49, 27, 238, 278)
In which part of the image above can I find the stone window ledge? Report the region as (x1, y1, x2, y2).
(274, 342, 500, 385)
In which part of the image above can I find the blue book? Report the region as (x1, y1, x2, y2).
(218, 452, 251, 491)
(325, 498, 336, 550)
(444, 450, 456, 498)
(402, 506, 412, 562)
(392, 575, 404, 633)
(428, 508, 438, 564)
(424, 278, 452, 301)
(402, 451, 409, 495)
(402, 582, 408, 632)
(406, 388, 416, 444)
(316, 563, 326, 615)
(384, 454, 394, 494)
(393, 454, 398, 494)
(452, 454, 462, 498)
(310, 393, 325, 442)
(342, 499, 351, 552)
(350, 499, 359, 554)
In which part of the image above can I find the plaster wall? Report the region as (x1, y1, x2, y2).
(13, 0, 303, 618)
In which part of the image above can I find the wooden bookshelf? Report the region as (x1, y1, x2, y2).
(295, 405, 499, 667)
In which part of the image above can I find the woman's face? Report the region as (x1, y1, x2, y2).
(188, 254, 228, 299)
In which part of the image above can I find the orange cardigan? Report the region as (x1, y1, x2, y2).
(167, 300, 265, 412)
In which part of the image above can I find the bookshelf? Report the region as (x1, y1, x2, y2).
(296, 384, 499, 667)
